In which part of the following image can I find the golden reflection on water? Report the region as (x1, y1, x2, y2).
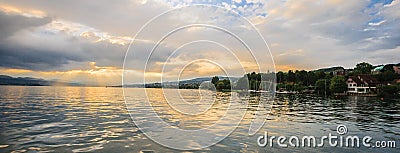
(145, 89, 232, 130)
(0, 86, 398, 153)
(123, 88, 279, 134)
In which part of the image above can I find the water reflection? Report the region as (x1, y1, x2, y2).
(0, 86, 398, 152)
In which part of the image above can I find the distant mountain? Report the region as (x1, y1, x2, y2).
(0, 75, 83, 86)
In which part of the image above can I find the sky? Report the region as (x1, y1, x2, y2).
(0, 0, 399, 86)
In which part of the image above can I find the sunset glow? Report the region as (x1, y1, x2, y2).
(0, 0, 399, 85)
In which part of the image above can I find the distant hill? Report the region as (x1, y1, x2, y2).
(314, 63, 400, 72)
(176, 76, 240, 84)
(122, 76, 241, 88)
(314, 66, 344, 72)
(0, 75, 83, 86)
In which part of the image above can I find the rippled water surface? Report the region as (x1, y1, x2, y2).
(0, 86, 398, 152)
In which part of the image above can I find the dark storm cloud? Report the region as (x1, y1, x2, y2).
(0, 10, 120, 71)
(0, 11, 67, 71)
(0, 43, 84, 70)
(0, 10, 176, 71)
(0, 0, 399, 73)
(1, 0, 167, 36)
(0, 11, 51, 40)
(0, 33, 130, 71)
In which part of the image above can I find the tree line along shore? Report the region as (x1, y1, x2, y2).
(203, 62, 400, 97)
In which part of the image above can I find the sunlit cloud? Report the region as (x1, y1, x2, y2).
(0, 62, 124, 86)
(0, 4, 46, 18)
(43, 19, 132, 45)
(0, 0, 399, 84)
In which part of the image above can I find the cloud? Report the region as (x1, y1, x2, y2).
(368, 20, 386, 26)
(0, 10, 50, 39)
(1, 0, 170, 36)
(0, 0, 399, 84)
(257, 0, 400, 69)
(0, 14, 133, 71)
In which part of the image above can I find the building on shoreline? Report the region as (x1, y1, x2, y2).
(394, 66, 400, 75)
(372, 65, 384, 75)
(346, 75, 378, 94)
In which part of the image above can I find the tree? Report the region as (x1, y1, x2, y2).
(247, 72, 261, 82)
(211, 76, 219, 85)
(287, 70, 295, 82)
(315, 79, 330, 95)
(242, 72, 263, 90)
(216, 81, 225, 91)
(261, 72, 275, 82)
(256, 73, 261, 81)
(222, 79, 231, 89)
(330, 76, 347, 93)
(214, 79, 232, 91)
(316, 71, 326, 80)
(294, 84, 306, 91)
(328, 72, 334, 78)
(295, 70, 307, 85)
(382, 64, 395, 73)
(307, 71, 317, 86)
(378, 85, 399, 97)
(249, 79, 257, 90)
(354, 62, 373, 74)
(276, 71, 285, 83)
(378, 71, 397, 82)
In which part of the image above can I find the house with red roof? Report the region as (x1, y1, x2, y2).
(346, 75, 378, 94)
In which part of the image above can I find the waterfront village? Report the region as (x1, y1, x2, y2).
(146, 62, 400, 97)
(273, 62, 400, 97)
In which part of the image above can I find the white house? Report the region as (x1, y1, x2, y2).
(346, 75, 377, 94)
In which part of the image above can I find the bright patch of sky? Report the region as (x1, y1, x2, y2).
(162, 0, 266, 17)
(367, 0, 394, 25)
(369, 0, 393, 7)
(0, 0, 399, 85)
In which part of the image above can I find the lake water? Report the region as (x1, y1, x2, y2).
(0, 86, 398, 152)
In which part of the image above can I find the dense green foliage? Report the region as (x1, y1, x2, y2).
(354, 62, 373, 74)
(211, 78, 231, 91)
(276, 69, 332, 95)
(207, 62, 400, 97)
(378, 84, 400, 97)
(179, 83, 200, 89)
(211, 76, 219, 85)
(376, 71, 398, 82)
(330, 76, 347, 93)
(275, 62, 399, 96)
(276, 70, 328, 86)
(315, 79, 330, 95)
(211, 72, 275, 91)
(243, 72, 275, 90)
